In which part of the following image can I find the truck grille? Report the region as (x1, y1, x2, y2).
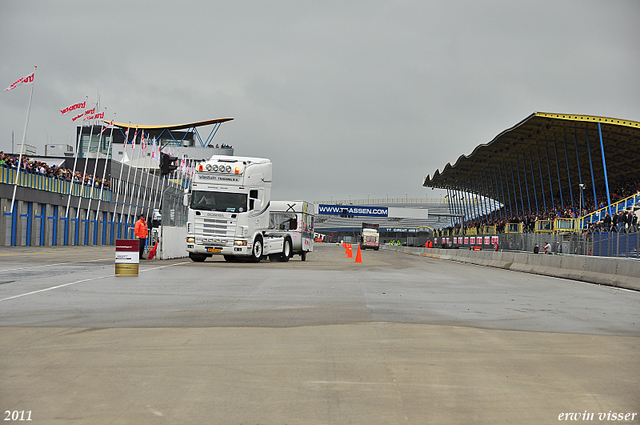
(196, 217, 235, 240)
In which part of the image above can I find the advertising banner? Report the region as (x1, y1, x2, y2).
(115, 239, 139, 276)
(317, 204, 388, 217)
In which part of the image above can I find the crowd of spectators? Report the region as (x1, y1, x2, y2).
(0, 152, 111, 189)
(438, 177, 640, 236)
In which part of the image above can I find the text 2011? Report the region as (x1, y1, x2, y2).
(4, 411, 32, 421)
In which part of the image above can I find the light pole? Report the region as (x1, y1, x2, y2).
(579, 183, 585, 230)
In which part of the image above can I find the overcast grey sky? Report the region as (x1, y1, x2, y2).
(1, 0, 638, 202)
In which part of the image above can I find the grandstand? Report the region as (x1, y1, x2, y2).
(422, 112, 640, 257)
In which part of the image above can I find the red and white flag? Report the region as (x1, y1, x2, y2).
(141, 131, 147, 152)
(60, 101, 86, 115)
(99, 119, 114, 136)
(131, 128, 138, 149)
(82, 112, 105, 122)
(151, 138, 158, 161)
(74, 107, 95, 121)
(5, 72, 34, 92)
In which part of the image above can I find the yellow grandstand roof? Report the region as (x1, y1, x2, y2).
(105, 117, 234, 130)
(423, 112, 640, 196)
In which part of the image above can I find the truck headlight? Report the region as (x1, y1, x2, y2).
(234, 240, 247, 246)
(186, 237, 195, 243)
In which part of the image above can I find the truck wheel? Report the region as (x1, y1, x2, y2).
(250, 236, 263, 263)
(301, 251, 307, 261)
(189, 253, 207, 262)
(280, 237, 292, 262)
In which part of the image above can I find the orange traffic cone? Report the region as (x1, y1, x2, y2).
(354, 245, 362, 263)
(347, 244, 353, 258)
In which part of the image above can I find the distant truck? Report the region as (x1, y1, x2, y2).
(360, 222, 380, 250)
(184, 155, 313, 263)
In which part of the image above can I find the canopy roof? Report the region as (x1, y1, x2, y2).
(106, 117, 234, 130)
(423, 112, 640, 205)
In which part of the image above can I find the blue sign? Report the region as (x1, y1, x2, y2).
(317, 204, 389, 217)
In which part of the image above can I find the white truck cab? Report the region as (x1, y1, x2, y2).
(184, 155, 306, 263)
(269, 201, 315, 261)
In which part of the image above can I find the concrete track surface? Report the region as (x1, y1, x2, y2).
(0, 244, 638, 424)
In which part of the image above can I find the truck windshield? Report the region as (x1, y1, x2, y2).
(190, 190, 247, 213)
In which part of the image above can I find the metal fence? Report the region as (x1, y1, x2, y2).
(160, 183, 187, 228)
(498, 231, 640, 258)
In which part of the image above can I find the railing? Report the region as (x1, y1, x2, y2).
(0, 166, 111, 201)
(579, 191, 640, 229)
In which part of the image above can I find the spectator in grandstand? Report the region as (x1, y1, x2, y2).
(0, 152, 112, 190)
(603, 213, 612, 232)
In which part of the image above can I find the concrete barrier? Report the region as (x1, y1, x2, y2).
(384, 245, 640, 291)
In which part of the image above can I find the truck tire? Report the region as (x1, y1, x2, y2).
(280, 237, 292, 262)
(250, 236, 263, 263)
(189, 253, 207, 262)
(301, 251, 307, 261)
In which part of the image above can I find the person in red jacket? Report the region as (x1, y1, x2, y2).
(134, 215, 149, 259)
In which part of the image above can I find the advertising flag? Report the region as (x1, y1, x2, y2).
(99, 120, 114, 136)
(131, 128, 138, 149)
(141, 131, 147, 152)
(82, 112, 105, 122)
(5, 72, 34, 92)
(151, 138, 158, 161)
(60, 101, 86, 115)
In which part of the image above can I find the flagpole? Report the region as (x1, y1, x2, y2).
(127, 128, 142, 221)
(148, 137, 160, 211)
(10, 65, 37, 214)
(86, 109, 108, 233)
(132, 131, 147, 219)
(95, 114, 116, 236)
(141, 136, 153, 217)
(76, 103, 98, 219)
(65, 95, 88, 218)
(119, 125, 133, 223)
(125, 127, 142, 237)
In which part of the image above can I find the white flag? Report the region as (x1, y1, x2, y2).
(151, 138, 158, 162)
(60, 101, 86, 115)
(5, 72, 34, 92)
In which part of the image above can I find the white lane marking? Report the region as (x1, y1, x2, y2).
(0, 258, 112, 273)
(0, 276, 109, 302)
(0, 261, 190, 302)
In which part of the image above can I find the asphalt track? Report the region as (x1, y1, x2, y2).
(0, 244, 638, 424)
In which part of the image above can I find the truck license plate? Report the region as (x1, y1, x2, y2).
(206, 248, 221, 253)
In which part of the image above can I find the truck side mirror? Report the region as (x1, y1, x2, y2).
(183, 190, 190, 207)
